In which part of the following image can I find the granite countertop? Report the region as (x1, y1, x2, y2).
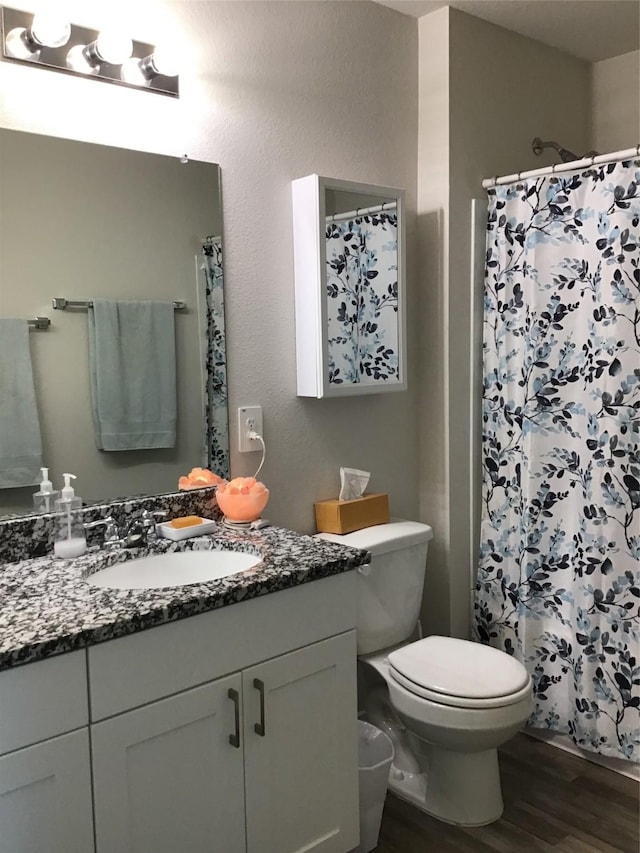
(0, 525, 369, 672)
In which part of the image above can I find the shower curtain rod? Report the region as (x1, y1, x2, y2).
(482, 144, 639, 189)
(326, 201, 397, 223)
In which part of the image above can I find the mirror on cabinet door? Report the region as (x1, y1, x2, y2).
(292, 174, 406, 398)
(0, 129, 229, 517)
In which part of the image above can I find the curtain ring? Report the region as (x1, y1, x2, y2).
(551, 163, 557, 173)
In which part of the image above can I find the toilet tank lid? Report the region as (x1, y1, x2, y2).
(316, 520, 433, 557)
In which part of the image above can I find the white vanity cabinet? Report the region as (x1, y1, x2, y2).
(91, 632, 356, 853)
(0, 652, 94, 853)
(244, 633, 357, 853)
(88, 572, 359, 853)
(0, 573, 359, 853)
(0, 730, 94, 853)
(91, 674, 246, 853)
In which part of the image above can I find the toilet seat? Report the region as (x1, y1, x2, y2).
(387, 636, 531, 710)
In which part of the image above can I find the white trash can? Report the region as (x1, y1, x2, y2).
(352, 720, 394, 853)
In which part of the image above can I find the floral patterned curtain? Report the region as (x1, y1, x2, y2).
(201, 236, 229, 479)
(325, 211, 399, 386)
(474, 158, 640, 761)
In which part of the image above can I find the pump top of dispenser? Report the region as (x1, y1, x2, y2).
(55, 473, 82, 513)
(37, 468, 53, 494)
(61, 473, 77, 500)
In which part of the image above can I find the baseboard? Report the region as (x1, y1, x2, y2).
(525, 727, 639, 781)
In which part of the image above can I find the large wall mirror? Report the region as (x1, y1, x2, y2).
(292, 174, 406, 398)
(0, 129, 229, 516)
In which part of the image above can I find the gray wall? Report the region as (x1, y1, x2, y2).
(0, 1, 421, 530)
(590, 50, 640, 152)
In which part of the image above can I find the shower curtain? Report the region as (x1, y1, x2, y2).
(325, 211, 399, 385)
(201, 236, 229, 479)
(474, 157, 640, 761)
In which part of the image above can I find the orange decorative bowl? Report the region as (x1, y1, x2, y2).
(215, 478, 269, 523)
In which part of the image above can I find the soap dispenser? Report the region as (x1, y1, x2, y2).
(32, 467, 60, 514)
(54, 473, 86, 559)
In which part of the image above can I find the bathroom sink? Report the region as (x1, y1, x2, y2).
(87, 549, 262, 590)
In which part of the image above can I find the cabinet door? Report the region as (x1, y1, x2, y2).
(0, 728, 94, 853)
(92, 674, 245, 853)
(243, 631, 359, 853)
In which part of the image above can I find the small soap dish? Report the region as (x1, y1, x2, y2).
(158, 518, 217, 541)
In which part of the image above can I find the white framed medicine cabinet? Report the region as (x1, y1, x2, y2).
(292, 174, 406, 398)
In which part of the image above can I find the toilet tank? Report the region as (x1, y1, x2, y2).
(316, 521, 433, 654)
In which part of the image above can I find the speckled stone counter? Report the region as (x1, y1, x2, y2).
(0, 524, 369, 672)
(0, 486, 222, 564)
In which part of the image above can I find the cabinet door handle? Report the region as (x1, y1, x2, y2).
(228, 688, 241, 748)
(253, 678, 266, 736)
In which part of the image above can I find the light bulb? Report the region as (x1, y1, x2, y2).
(150, 44, 179, 77)
(66, 44, 98, 75)
(30, 14, 71, 48)
(94, 31, 132, 65)
(4, 27, 40, 60)
(120, 57, 150, 87)
(4, 14, 70, 59)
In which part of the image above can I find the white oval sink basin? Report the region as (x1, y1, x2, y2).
(88, 549, 262, 590)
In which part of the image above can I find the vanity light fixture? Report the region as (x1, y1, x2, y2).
(1, 6, 179, 97)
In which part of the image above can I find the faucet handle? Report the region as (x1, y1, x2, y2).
(84, 516, 120, 546)
(142, 509, 168, 522)
(141, 509, 168, 542)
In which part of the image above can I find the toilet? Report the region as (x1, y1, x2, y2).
(317, 521, 532, 827)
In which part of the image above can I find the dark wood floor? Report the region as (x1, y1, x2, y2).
(376, 733, 639, 852)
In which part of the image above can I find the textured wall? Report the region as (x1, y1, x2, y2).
(0, 0, 420, 532)
(416, 8, 451, 638)
(590, 50, 640, 153)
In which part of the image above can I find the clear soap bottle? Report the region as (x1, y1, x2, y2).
(33, 467, 60, 514)
(54, 473, 86, 559)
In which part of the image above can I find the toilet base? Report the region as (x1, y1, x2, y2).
(387, 745, 504, 827)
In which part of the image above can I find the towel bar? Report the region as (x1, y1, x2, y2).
(28, 317, 51, 329)
(52, 298, 186, 311)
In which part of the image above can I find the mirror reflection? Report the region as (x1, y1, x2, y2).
(325, 188, 401, 388)
(0, 129, 228, 516)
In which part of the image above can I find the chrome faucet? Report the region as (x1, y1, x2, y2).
(85, 511, 167, 550)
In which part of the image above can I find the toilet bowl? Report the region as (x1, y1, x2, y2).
(362, 636, 532, 825)
(317, 521, 533, 827)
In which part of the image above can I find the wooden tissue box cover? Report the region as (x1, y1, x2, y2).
(314, 493, 390, 535)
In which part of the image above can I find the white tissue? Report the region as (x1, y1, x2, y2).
(339, 467, 370, 501)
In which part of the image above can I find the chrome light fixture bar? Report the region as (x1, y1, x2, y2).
(1, 6, 179, 97)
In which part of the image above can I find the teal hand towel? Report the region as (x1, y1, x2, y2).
(0, 319, 43, 486)
(88, 300, 177, 451)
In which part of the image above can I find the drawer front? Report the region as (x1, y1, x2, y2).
(89, 571, 357, 721)
(0, 651, 89, 754)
